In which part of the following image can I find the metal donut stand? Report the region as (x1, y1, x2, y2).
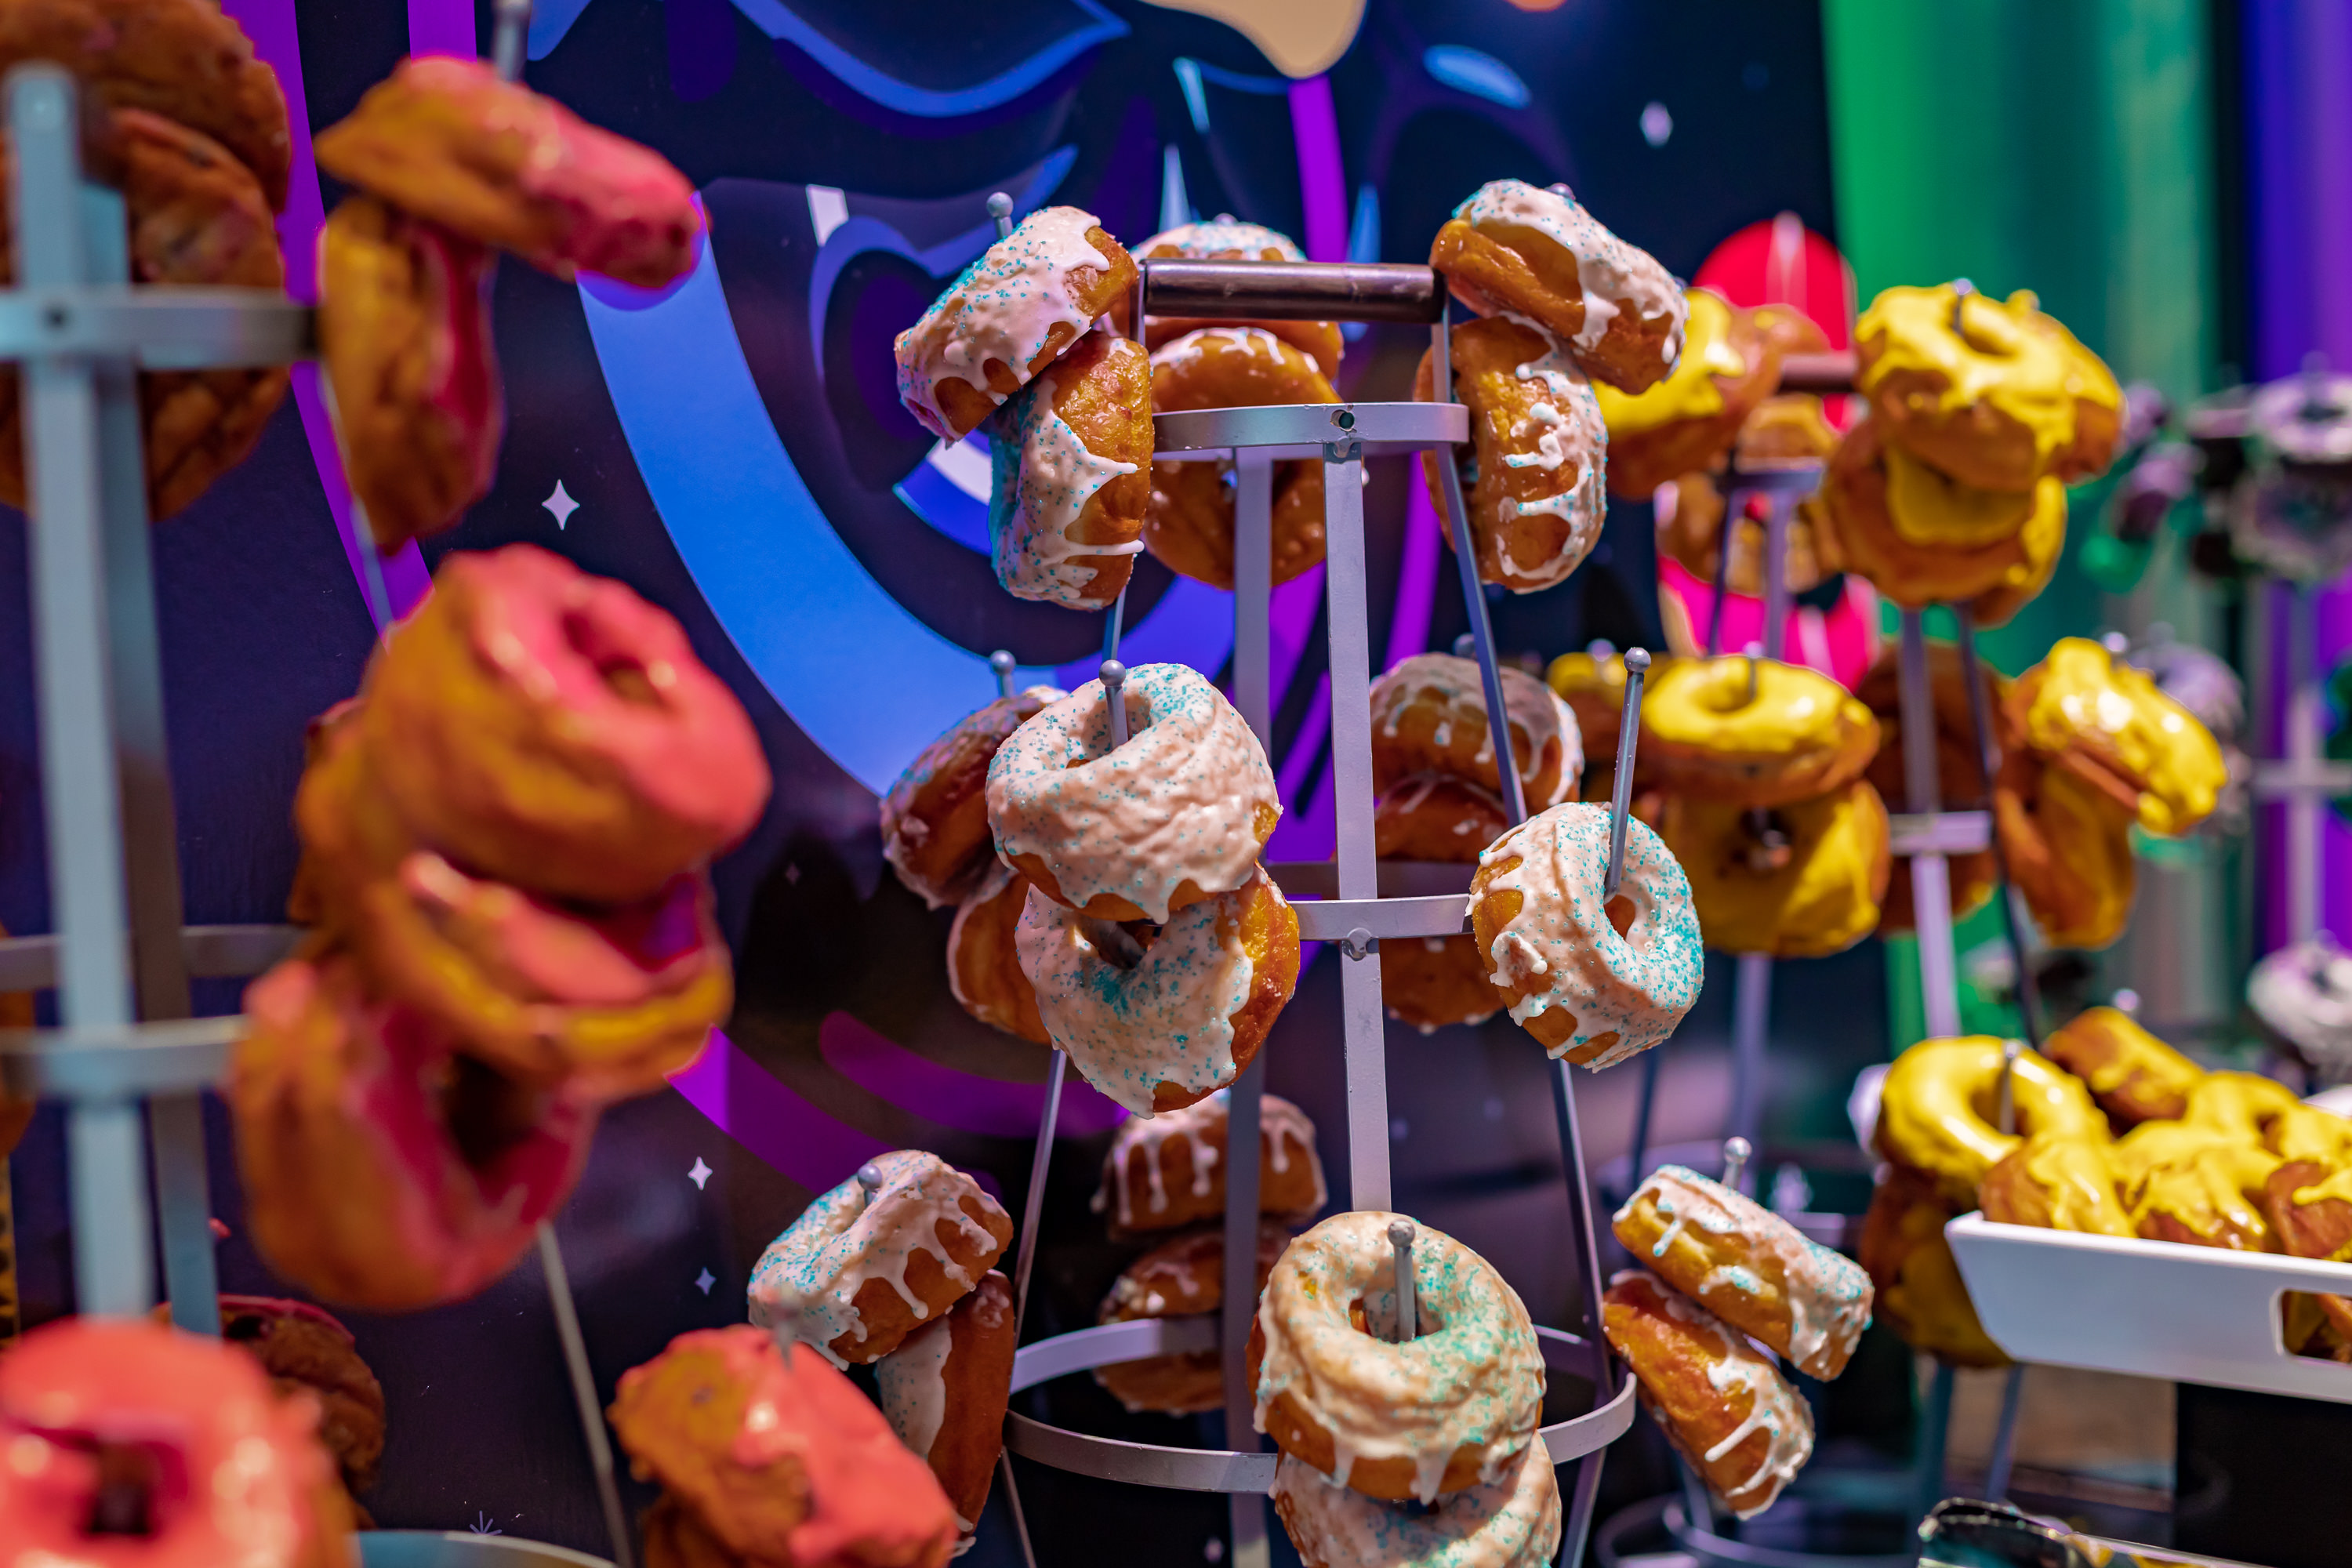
(988, 237, 1637, 1568)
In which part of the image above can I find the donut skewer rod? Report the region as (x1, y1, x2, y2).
(1603, 650, 1651, 901)
(1388, 1220, 1419, 1341)
(1899, 610, 1965, 1037)
(536, 1224, 638, 1568)
(990, 648, 1017, 702)
(1952, 604, 2044, 1047)
(988, 191, 1014, 241)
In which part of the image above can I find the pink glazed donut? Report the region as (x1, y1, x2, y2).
(361, 545, 771, 906)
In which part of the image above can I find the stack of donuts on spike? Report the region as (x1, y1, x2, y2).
(230, 544, 771, 1312)
(313, 52, 703, 548)
(1606, 1157, 1875, 1519)
(742, 1149, 1017, 1555)
(1089, 1089, 1328, 1414)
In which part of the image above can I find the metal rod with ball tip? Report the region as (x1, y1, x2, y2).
(1719, 1136, 1752, 1192)
(990, 648, 1017, 702)
(989, 191, 1014, 241)
(1605, 649, 1652, 900)
(1388, 1219, 1418, 1342)
(492, 0, 532, 80)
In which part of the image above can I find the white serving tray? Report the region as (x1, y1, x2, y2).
(1945, 1212, 2352, 1403)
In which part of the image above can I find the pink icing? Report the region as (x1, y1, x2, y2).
(400, 855, 717, 1007)
(412, 213, 500, 477)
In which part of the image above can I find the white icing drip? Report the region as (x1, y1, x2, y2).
(874, 1314, 953, 1461)
(1611, 1166, 1872, 1379)
(1454, 181, 1686, 364)
(1370, 653, 1584, 810)
(1479, 803, 1704, 1068)
(746, 1149, 1007, 1363)
(986, 662, 1277, 924)
(1628, 1271, 1813, 1519)
(989, 336, 1145, 608)
(1149, 324, 1294, 373)
(1489, 312, 1607, 584)
(1142, 220, 1305, 262)
(1272, 1446, 1560, 1568)
(1016, 876, 1269, 1116)
(895, 205, 1119, 439)
(1253, 1212, 1544, 1504)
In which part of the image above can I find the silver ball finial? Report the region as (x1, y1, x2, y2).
(1588, 638, 1616, 659)
(1101, 659, 1131, 748)
(1721, 1136, 1753, 1189)
(1624, 648, 1652, 673)
(855, 1162, 884, 1193)
(986, 192, 1013, 220)
(1387, 1219, 1420, 1343)
(989, 648, 1016, 699)
(1454, 633, 1477, 659)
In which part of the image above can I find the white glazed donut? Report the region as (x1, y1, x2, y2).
(986, 329, 1151, 609)
(1094, 1087, 1327, 1232)
(1369, 652, 1584, 811)
(1468, 802, 1704, 1068)
(986, 662, 1280, 924)
(2250, 934, 2352, 1076)
(895, 205, 1138, 440)
(1271, 1440, 1561, 1568)
(746, 1149, 1013, 1366)
(1250, 1211, 1545, 1503)
(1016, 866, 1300, 1116)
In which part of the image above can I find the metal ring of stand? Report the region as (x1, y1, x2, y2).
(358, 1535, 615, 1568)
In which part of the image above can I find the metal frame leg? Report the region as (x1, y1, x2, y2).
(538, 1224, 637, 1568)
(1898, 613, 1962, 1039)
(1727, 954, 1773, 1194)
(1982, 1365, 2025, 1503)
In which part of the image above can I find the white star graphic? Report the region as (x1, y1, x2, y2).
(543, 480, 579, 529)
(688, 1157, 713, 1189)
(694, 1269, 716, 1296)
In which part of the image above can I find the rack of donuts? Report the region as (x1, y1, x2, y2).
(792, 175, 1899, 1568)
(0, 3, 771, 1567)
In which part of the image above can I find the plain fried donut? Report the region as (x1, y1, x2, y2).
(987, 328, 1152, 608)
(229, 952, 597, 1311)
(314, 55, 702, 289)
(1094, 1087, 1326, 1234)
(1640, 655, 1879, 809)
(2038, 1006, 2203, 1128)
(895, 205, 1138, 439)
(1873, 1036, 2107, 1205)
(946, 862, 1047, 1044)
(1272, 1441, 1560, 1568)
(1375, 775, 1510, 1033)
(610, 1326, 956, 1568)
(1659, 779, 1892, 960)
(318, 195, 500, 551)
(1370, 652, 1584, 811)
(1855, 284, 2078, 492)
(1602, 1270, 1813, 1518)
(1613, 1167, 1875, 1381)
(1250, 1212, 1544, 1502)
(1595, 289, 1784, 498)
(1095, 1221, 1291, 1415)
(2007, 637, 2227, 837)
(1133, 219, 1342, 376)
(876, 1271, 1016, 1546)
(1429, 179, 1686, 392)
(0, 107, 290, 522)
(1856, 1163, 2009, 1367)
(0, 1319, 352, 1568)
(987, 662, 1279, 924)
(361, 545, 771, 906)
(1470, 803, 1704, 1067)
(883, 684, 1065, 909)
(1018, 866, 1301, 1116)
(747, 1149, 1012, 1367)
(1413, 314, 1608, 592)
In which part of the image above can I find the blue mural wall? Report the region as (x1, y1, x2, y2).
(0, 1, 1865, 1559)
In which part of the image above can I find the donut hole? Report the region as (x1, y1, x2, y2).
(1345, 1295, 1445, 1343)
(1604, 895, 1639, 939)
(441, 1051, 546, 1174)
(85, 1442, 166, 1536)
(559, 605, 662, 706)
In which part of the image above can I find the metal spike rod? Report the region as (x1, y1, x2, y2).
(1744, 640, 1763, 704)
(1951, 275, 1976, 333)
(987, 191, 1014, 241)
(1998, 1039, 2023, 1137)
(1604, 648, 1651, 899)
(1101, 659, 1130, 748)
(1720, 1136, 1753, 1192)
(491, 0, 532, 82)
(989, 648, 1016, 701)
(1388, 1219, 1418, 1343)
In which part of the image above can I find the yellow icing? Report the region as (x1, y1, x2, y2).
(2053, 1006, 2202, 1101)
(2006, 291, 2123, 413)
(1642, 655, 1877, 768)
(2015, 1132, 2135, 1237)
(1545, 650, 1628, 705)
(1882, 441, 2037, 548)
(1855, 284, 2077, 474)
(1660, 782, 1886, 959)
(2181, 1072, 2302, 1141)
(1876, 1036, 2108, 1201)
(2111, 1122, 2279, 1247)
(2018, 638, 2227, 836)
(1594, 289, 1744, 437)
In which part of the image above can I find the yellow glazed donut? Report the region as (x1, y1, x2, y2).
(1428, 179, 1687, 392)
(985, 328, 1152, 609)
(1131, 220, 1342, 378)
(1016, 867, 1299, 1115)
(2263, 1106, 2352, 1338)
(1881, 441, 2038, 550)
(986, 663, 1279, 924)
(1595, 289, 1783, 498)
(2010, 291, 2125, 482)
(1544, 649, 1671, 776)
(1640, 655, 1879, 809)
(1854, 283, 2078, 493)
(1821, 416, 2067, 611)
(1272, 1440, 1559, 1568)
(1145, 327, 1337, 589)
(2006, 637, 2227, 837)
(1976, 1131, 2135, 1236)
(2109, 1120, 2280, 1250)
(1653, 395, 1841, 599)
(895, 205, 1138, 440)
(2038, 1006, 2203, 1128)
(2181, 1070, 2302, 1142)
(1658, 778, 1891, 959)
(1369, 652, 1583, 811)
(1413, 314, 1608, 592)
(1873, 1036, 2107, 1206)
(1249, 1212, 1544, 1503)
(1964, 481, 2065, 630)
(1469, 802, 1704, 1066)
(1993, 750, 2136, 951)
(1857, 1163, 2009, 1367)
(1611, 1165, 1875, 1380)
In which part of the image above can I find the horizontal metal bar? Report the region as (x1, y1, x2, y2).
(1005, 1411, 1281, 1494)
(1142, 260, 1443, 324)
(2252, 761, 2352, 798)
(1269, 861, 1475, 900)
(0, 1014, 238, 1099)
(1292, 894, 1468, 942)
(0, 923, 300, 991)
(1153, 400, 1467, 457)
(1720, 459, 1826, 498)
(358, 1533, 616, 1568)
(0, 288, 311, 367)
(1888, 810, 1992, 855)
(1776, 350, 1857, 394)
